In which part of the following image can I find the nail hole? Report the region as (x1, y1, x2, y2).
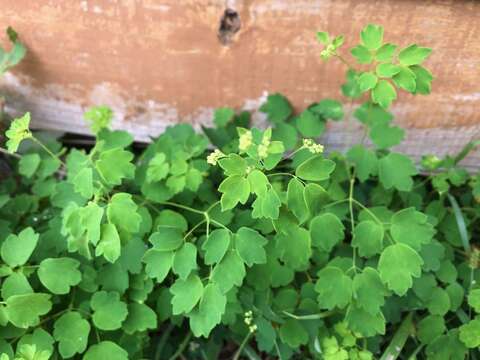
(218, 8, 241, 46)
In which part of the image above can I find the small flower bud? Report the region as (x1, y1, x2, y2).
(421, 154, 441, 170)
(239, 131, 253, 152)
(258, 144, 268, 158)
(207, 149, 225, 166)
(302, 139, 324, 154)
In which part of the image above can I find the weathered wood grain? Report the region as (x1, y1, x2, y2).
(0, 0, 479, 167)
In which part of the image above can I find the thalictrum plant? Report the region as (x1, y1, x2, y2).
(0, 24, 479, 360)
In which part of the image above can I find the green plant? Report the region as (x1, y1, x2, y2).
(0, 24, 479, 359)
(0, 27, 25, 76)
(0, 26, 25, 125)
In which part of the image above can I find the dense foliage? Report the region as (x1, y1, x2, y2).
(0, 24, 479, 359)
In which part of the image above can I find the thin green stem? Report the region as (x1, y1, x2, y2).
(73, 307, 91, 317)
(168, 331, 192, 360)
(21, 265, 39, 270)
(9, 307, 78, 345)
(89, 157, 109, 187)
(347, 163, 357, 272)
(210, 219, 232, 233)
(351, 199, 381, 224)
(267, 172, 296, 179)
(268, 172, 305, 186)
(456, 308, 470, 324)
(359, 100, 373, 146)
(243, 346, 262, 360)
(94, 180, 109, 198)
(347, 265, 360, 274)
(343, 96, 356, 147)
(469, 267, 475, 320)
(454, 138, 480, 165)
(31, 136, 65, 166)
(142, 201, 161, 215)
(0, 147, 21, 159)
(184, 220, 207, 240)
(323, 198, 349, 209)
(283, 310, 335, 320)
(38, 308, 69, 326)
(413, 176, 431, 190)
(334, 52, 355, 70)
(159, 201, 205, 215)
(351, 198, 395, 244)
(145, 199, 231, 236)
(348, 178, 355, 233)
(233, 332, 252, 360)
(155, 323, 174, 360)
(205, 214, 210, 239)
(200, 350, 209, 360)
(94, 327, 101, 343)
(206, 200, 221, 213)
(407, 344, 424, 360)
(274, 339, 283, 360)
(282, 146, 304, 161)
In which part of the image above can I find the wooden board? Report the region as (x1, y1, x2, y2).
(0, 0, 479, 168)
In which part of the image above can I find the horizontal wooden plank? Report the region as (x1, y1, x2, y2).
(0, 0, 479, 168)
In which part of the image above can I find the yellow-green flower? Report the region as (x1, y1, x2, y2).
(5, 112, 32, 153)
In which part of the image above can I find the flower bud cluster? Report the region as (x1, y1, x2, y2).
(421, 154, 442, 170)
(243, 310, 257, 333)
(320, 44, 335, 60)
(239, 131, 253, 152)
(303, 138, 324, 154)
(206, 149, 225, 165)
(258, 135, 271, 158)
